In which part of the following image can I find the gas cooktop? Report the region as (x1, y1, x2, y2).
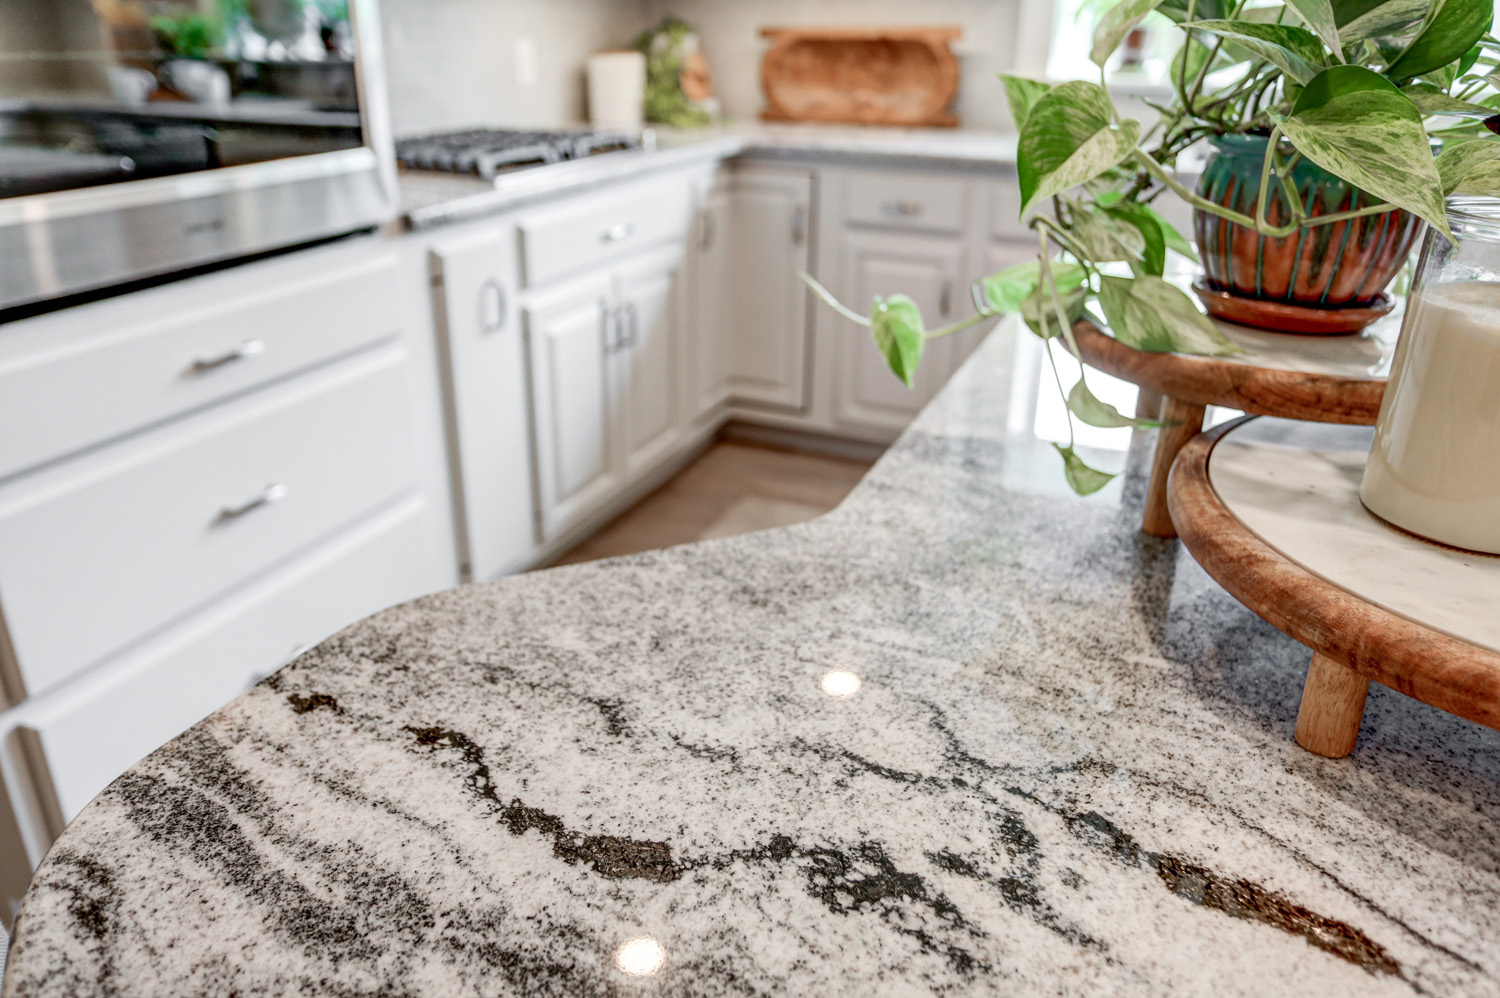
(395, 128, 642, 180)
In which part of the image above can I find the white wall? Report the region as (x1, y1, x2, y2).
(638, 0, 1028, 131)
(380, 0, 646, 135)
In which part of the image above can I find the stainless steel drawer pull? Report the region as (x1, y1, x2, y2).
(215, 483, 288, 524)
(884, 200, 924, 216)
(188, 339, 265, 375)
(602, 222, 634, 243)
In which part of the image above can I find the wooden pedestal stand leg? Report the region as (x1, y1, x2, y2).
(1136, 388, 1163, 421)
(1294, 652, 1370, 758)
(1142, 396, 1206, 538)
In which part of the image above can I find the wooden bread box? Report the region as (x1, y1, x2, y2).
(759, 26, 962, 127)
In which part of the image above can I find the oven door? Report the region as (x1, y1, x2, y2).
(0, 0, 396, 312)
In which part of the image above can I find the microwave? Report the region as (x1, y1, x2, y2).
(0, 0, 396, 313)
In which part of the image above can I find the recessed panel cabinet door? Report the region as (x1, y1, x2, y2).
(725, 167, 813, 410)
(835, 230, 966, 433)
(689, 182, 733, 420)
(524, 274, 616, 541)
(430, 229, 536, 581)
(616, 246, 686, 480)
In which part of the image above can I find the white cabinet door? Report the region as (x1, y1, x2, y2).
(724, 167, 813, 410)
(429, 228, 537, 582)
(615, 245, 686, 480)
(834, 230, 967, 433)
(524, 274, 617, 541)
(689, 180, 733, 421)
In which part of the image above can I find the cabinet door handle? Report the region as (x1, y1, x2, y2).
(479, 277, 507, 334)
(700, 209, 716, 252)
(603, 300, 619, 354)
(884, 200, 924, 216)
(215, 482, 288, 525)
(188, 339, 265, 375)
(602, 221, 634, 243)
(791, 204, 808, 246)
(940, 281, 954, 318)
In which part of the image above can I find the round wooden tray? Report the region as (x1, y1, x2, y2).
(1168, 416, 1500, 757)
(1072, 309, 1399, 537)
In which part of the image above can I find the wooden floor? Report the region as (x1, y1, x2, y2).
(553, 441, 876, 566)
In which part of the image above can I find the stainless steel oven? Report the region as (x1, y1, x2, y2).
(0, 0, 396, 312)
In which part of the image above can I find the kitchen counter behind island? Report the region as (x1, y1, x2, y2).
(5, 320, 1498, 997)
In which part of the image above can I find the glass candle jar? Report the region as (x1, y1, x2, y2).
(1360, 196, 1500, 554)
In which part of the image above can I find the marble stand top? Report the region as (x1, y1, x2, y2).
(6, 323, 1500, 997)
(1210, 419, 1500, 654)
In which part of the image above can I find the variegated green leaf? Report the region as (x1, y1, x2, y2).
(1284, 0, 1344, 58)
(1272, 67, 1452, 240)
(1067, 378, 1162, 428)
(1408, 91, 1499, 116)
(870, 295, 924, 388)
(1181, 20, 1327, 83)
(1052, 444, 1117, 495)
(1092, 0, 1168, 66)
(999, 74, 1052, 131)
(1385, 0, 1492, 79)
(1016, 81, 1141, 217)
(1436, 137, 1500, 193)
(1097, 275, 1246, 355)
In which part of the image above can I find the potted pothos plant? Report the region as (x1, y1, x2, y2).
(808, 0, 1500, 494)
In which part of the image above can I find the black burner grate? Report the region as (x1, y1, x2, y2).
(395, 128, 640, 180)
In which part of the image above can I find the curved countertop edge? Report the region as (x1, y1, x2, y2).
(5, 323, 1500, 997)
(400, 125, 1022, 230)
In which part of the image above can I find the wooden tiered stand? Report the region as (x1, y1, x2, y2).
(1169, 417, 1500, 757)
(1073, 316, 1397, 537)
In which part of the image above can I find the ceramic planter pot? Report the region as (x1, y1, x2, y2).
(1361, 197, 1500, 554)
(1193, 134, 1423, 319)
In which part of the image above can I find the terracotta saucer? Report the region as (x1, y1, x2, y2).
(1191, 281, 1395, 335)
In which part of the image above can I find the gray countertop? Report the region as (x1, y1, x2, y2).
(6, 321, 1499, 997)
(399, 123, 1022, 230)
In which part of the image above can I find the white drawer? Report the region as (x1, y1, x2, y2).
(14, 496, 431, 825)
(518, 177, 693, 288)
(0, 239, 401, 482)
(845, 172, 969, 234)
(0, 348, 418, 699)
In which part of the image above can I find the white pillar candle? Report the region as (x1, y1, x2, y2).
(587, 51, 646, 132)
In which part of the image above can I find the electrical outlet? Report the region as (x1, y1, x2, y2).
(513, 37, 539, 90)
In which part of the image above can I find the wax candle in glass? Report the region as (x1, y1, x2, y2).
(1361, 196, 1500, 554)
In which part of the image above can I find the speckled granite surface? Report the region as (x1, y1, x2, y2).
(6, 327, 1500, 997)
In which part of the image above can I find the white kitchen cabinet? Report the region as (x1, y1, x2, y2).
(0, 232, 456, 907)
(615, 245, 687, 479)
(525, 272, 618, 542)
(429, 227, 538, 582)
(12, 495, 431, 830)
(721, 166, 813, 411)
(688, 178, 733, 422)
(833, 230, 969, 433)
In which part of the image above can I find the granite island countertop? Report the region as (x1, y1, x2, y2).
(6, 321, 1500, 997)
(398, 122, 1022, 230)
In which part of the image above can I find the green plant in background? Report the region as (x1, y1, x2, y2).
(150, 10, 220, 59)
(634, 16, 712, 128)
(809, 0, 1500, 494)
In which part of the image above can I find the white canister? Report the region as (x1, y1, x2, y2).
(587, 50, 646, 132)
(1360, 197, 1500, 554)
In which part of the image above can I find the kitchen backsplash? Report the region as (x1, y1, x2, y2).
(639, 0, 1027, 131)
(380, 0, 647, 134)
(381, 0, 1028, 136)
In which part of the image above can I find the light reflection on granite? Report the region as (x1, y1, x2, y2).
(6, 324, 1499, 997)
